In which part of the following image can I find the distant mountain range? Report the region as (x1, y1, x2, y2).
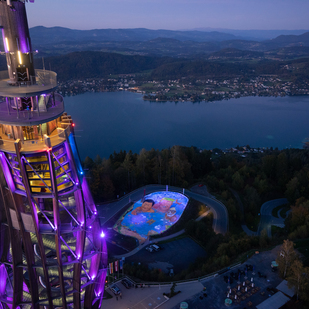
(29, 26, 309, 44)
(191, 28, 309, 41)
(25, 27, 309, 59)
(29, 26, 242, 44)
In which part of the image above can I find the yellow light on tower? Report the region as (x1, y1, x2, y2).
(5, 37, 9, 52)
(18, 51, 22, 65)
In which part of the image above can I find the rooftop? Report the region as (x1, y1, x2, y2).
(0, 124, 71, 154)
(256, 291, 290, 309)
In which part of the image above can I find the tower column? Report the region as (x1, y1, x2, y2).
(14, 142, 54, 309)
(47, 149, 68, 308)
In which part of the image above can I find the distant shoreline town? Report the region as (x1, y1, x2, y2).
(57, 74, 309, 102)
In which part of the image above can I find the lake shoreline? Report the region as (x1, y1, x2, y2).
(64, 92, 309, 160)
(61, 89, 309, 103)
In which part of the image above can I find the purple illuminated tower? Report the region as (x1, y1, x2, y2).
(0, 1, 107, 308)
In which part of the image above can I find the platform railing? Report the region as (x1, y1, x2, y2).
(0, 69, 57, 88)
(0, 93, 64, 125)
(0, 124, 72, 153)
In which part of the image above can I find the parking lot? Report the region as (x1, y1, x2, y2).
(169, 246, 283, 309)
(126, 237, 207, 274)
(103, 280, 204, 309)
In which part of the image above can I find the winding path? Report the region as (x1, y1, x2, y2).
(98, 184, 290, 248)
(257, 198, 288, 237)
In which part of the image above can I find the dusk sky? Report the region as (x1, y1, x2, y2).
(27, 0, 309, 31)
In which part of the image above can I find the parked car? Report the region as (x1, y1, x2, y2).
(121, 278, 132, 289)
(145, 246, 154, 252)
(150, 244, 161, 251)
(110, 284, 121, 295)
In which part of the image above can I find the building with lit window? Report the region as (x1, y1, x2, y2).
(0, 1, 107, 308)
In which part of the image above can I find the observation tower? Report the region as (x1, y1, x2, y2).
(0, 1, 107, 308)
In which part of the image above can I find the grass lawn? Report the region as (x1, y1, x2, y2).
(271, 204, 290, 218)
(280, 205, 290, 218)
(271, 226, 285, 237)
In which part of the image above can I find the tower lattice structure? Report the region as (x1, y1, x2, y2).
(0, 1, 108, 308)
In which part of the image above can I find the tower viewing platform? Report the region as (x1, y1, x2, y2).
(0, 69, 58, 97)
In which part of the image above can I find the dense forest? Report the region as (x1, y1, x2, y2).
(150, 57, 309, 81)
(84, 145, 309, 236)
(92, 145, 309, 292)
(32, 52, 177, 81)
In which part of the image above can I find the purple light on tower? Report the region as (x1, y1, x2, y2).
(2, 30, 8, 53)
(0, 1, 107, 308)
(0, 153, 16, 192)
(0, 264, 7, 296)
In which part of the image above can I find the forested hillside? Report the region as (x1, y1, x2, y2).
(30, 51, 309, 82)
(33, 51, 177, 80)
(85, 146, 309, 278)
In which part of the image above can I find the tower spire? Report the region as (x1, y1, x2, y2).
(0, 2, 107, 308)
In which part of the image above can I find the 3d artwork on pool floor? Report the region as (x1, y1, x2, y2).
(114, 191, 189, 242)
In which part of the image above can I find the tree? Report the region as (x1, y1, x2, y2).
(135, 148, 148, 185)
(83, 156, 94, 170)
(101, 175, 115, 200)
(289, 201, 309, 232)
(94, 154, 102, 166)
(286, 259, 309, 301)
(262, 155, 277, 179)
(155, 152, 163, 184)
(169, 146, 192, 187)
(285, 177, 300, 203)
(259, 228, 269, 248)
(276, 152, 289, 189)
(232, 171, 244, 190)
(121, 152, 134, 190)
(170, 283, 177, 297)
(276, 239, 298, 278)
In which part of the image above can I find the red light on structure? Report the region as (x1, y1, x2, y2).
(72, 123, 75, 127)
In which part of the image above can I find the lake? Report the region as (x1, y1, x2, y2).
(64, 91, 309, 160)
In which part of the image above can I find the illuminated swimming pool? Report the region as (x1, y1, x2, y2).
(114, 191, 189, 241)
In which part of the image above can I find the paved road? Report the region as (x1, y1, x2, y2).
(257, 198, 288, 237)
(184, 191, 228, 235)
(98, 185, 229, 235)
